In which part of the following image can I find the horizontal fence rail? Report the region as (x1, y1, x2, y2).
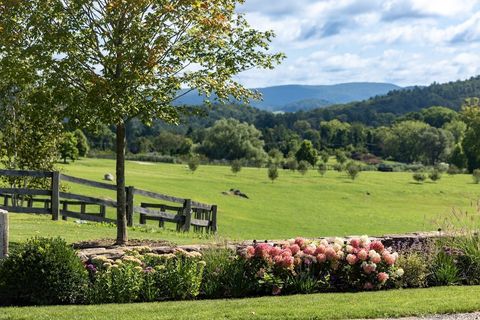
(0, 170, 218, 233)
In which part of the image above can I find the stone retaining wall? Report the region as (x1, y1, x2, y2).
(77, 231, 443, 262)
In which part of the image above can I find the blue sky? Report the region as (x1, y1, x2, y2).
(235, 0, 480, 88)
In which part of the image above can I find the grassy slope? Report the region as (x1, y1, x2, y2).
(61, 158, 480, 239)
(1, 286, 480, 320)
(8, 158, 480, 244)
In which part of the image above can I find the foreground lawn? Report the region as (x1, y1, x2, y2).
(1, 286, 480, 320)
(8, 214, 216, 246)
(55, 158, 480, 241)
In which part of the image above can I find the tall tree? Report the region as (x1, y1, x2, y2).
(3, 0, 283, 244)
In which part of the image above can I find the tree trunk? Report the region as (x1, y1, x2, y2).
(116, 121, 128, 245)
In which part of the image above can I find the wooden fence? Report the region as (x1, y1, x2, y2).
(0, 169, 217, 233)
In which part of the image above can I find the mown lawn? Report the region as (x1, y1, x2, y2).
(7, 158, 480, 244)
(1, 286, 480, 320)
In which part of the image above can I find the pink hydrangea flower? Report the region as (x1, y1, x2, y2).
(377, 272, 389, 283)
(346, 254, 357, 265)
(316, 253, 327, 263)
(383, 253, 396, 265)
(371, 253, 381, 264)
(362, 262, 377, 274)
(289, 244, 301, 255)
(295, 237, 306, 249)
(349, 238, 361, 248)
(325, 247, 337, 260)
(315, 245, 326, 255)
(357, 249, 368, 261)
(246, 246, 255, 258)
(270, 246, 282, 257)
(363, 282, 374, 290)
(303, 247, 315, 256)
(346, 245, 354, 253)
(370, 241, 385, 253)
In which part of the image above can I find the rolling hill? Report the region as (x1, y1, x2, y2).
(176, 82, 401, 112)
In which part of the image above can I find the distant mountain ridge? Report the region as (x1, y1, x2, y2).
(176, 82, 402, 112)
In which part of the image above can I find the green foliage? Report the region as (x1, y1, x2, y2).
(346, 162, 360, 180)
(200, 119, 267, 163)
(268, 164, 279, 183)
(412, 172, 427, 183)
(0, 237, 88, 305)
(286, 157, 299, 171)
(319, 151, 330, 164)
(431, 252, 460, 286)
(396, 253, 429, 288)
(151, 132, 192, 156)
(335, 151, 348, 165)
(298, 160, 309, 175)
(200, 249, 259, 298)
(317, 162, 328, 176)
(73, 129, 89, 157)
(449, 144, 468, 169)
(295, 140, 318, 166)
(333, 163, 344, 172)
(187, 155, 200, 174)
(59, 132, 79, 164)
(231, 159, 243, 175)
(429, 170, 442, 182)
(461, 98, 480, 172)
(473, 169, 480, 184)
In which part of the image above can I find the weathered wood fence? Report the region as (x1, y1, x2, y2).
(0, 209, 8, 258)
(0, 170, 217, 233)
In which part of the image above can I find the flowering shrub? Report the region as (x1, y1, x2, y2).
(86, 248, 205, 303)
(241, 236, 403, 295)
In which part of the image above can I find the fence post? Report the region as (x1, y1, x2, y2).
(126, 186, 134, 227)
(182, 199, 192, 232)
(0, 209, 8, 259)
(211, 205, 218, 234)
(51, 171, 60, 221)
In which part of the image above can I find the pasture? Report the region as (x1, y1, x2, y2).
(9, 158, 480, 244)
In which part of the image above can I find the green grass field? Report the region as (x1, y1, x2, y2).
(1, 286, 479, 320)
(7, 158, 480, 244)
(10, 157, 480, 244)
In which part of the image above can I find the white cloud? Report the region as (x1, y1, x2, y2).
(236, 0, 480, 87)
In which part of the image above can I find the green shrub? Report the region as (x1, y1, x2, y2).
(431, 252, 461, 286)
(395, 252, 429, 288)
(0, 237, 88, 305)
(473, 169, 480, 184)
(429, 170, 442, 182)
(231, 159, 243, 175)
(286, 158, 298, 171)
(298, 161, 309, 175)
(317, 162, 327, 176)
(447, 165, 461, 175)
(346, 162, 360, 180)
(187, 155, 200, 173)
(413, 172, 426, 183)
(268, 164, 279, 183)
(333, 163, 344, 172)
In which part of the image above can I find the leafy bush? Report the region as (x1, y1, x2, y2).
(447, 165, 461, 175)
(286, 158, 298, 171)
(395, 252, 429, 288)
(187, 155, 200, 173)
(231, 159, 243, 174)
(240, 236, 403, 295)
(413, 172, 426, 183)
(473, 169, 480, 184)
(200, 249, 260, 298)
(346, 162, 360, 180)
(0, 237, 88, 305)
(333, 163, 344, 172)
(87, 249, 205, 303)
(431, 251, 460, 286)
(268, 164, 279, 183)
(429, 170, 442, 182)
(317, 162, 327, 176)
(298, 161, 309, 175)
